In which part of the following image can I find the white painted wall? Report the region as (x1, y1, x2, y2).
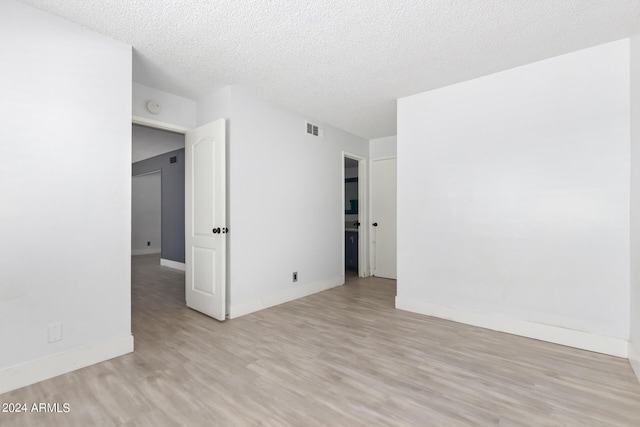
(369, 135, 397, 160)
(132, 124, 185, 163)
(132, 172, 162, 255)
(397, 40, 630, 357)
(133, 82, 197, 129)
(0, 0, 133, 392)
(197, 86, 369, 317)
(196, 86, 231, 126)
(630, 34, 640, 381)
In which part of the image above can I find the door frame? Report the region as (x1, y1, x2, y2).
(342, 151, 368, 278)
(133, 115, 190, 134)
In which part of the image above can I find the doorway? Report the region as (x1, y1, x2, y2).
(131, 117, 227, 322)
(131, 123, 186, 269)
(343, 152, 367, 278)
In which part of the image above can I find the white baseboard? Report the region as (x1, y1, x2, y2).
(395, 297, 628, 358)
(132, 248, 161, 256)
(0, 334, 134, 395)
(229, 276, 343, 319)
(629, 342, 640, 384)
(160, 258, 185, 271)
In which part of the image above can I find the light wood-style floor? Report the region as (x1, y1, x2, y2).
(2, 254, 640, 426)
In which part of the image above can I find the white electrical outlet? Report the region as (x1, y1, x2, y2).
(48, 322, 62, 343)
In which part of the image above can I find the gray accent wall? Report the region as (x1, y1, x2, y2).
(133, 149, 185, 263)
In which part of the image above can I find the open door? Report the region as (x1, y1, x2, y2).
(185, 119, 227, 320)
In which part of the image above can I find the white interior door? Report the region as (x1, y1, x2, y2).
(372, 158, 397, 279)
(185, 119, 226, 320)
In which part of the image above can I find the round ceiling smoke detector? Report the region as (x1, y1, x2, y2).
(146, 101, 161, 114)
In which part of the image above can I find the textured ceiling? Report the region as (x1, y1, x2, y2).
(17, 0, 640, 139)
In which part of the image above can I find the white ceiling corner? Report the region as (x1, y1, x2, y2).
(17, 0, 640, 139)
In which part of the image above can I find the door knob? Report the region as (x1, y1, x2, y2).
(354, 221, 360, 227)
(212, 227, 220, 234)
(372, 222, 378, 227)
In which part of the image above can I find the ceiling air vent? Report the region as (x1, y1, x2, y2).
(305, 121, 324, 138)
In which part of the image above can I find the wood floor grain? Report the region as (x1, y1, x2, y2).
(2, 254, 640, 426)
